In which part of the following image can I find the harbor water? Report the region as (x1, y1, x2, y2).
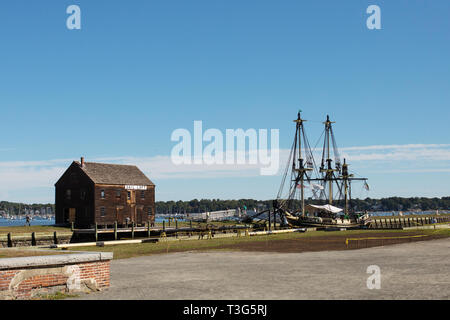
(0, 218, 55, 227)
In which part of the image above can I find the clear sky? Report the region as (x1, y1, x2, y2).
(0, 1, 449, 203)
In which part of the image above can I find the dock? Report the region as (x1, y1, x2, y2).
(368, 215, 450, 229)
(72, 221, 254, 242)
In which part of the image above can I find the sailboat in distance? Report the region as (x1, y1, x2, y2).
(273, 111, 371, 229)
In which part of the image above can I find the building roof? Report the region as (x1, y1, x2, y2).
(74, 161, 154, 186)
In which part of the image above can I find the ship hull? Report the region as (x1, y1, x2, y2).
(283, 211, 370, 229)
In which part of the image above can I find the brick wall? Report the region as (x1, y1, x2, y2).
(0, 254, 111, 300)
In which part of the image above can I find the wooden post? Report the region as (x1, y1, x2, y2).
(132, 222, 135, 239)
(53, 231, 58, 245)
(95, 223, 98, 242)
(148, 220, 151, 238)
(7, 233, 12, 247)
(114, 221, 118, 240)
(168, 218, 171, 227)
(273, 211, 276, 230)
(71, 222, 74, 231)
(190, 219, 192, 229)
(175, 219, 178, 238)
(268, 210, 271, 231)
(31, 232, 36, 246)
(163, 220, 166, 232)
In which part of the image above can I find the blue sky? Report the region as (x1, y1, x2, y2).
(0, 1, 449, 203)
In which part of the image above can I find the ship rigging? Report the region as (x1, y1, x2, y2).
(274, 111, 371, 229)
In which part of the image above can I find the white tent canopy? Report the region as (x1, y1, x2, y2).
(305, 204, 343, 214)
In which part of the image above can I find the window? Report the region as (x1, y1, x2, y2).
(100, 207, 106, 217)
(127, 191, 131, 200)
(100, 189, 105, 199)
(116, 190, 121, 199)
(147, 207, 153, 216)
(80, 189, 86, 200)
(65, 189, 71, 200)
(140, 190, 145, 199)
(70, 173, 77, 183)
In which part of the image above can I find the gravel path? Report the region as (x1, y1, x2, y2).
(75, 238, 450, 300)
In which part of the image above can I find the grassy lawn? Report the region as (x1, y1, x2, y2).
(33, 291, 80, 300)
(0, 248, 70, 259)
(0, 225, 72, 235)
(64, 228, 450, 259)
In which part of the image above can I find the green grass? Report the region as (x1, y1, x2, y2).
(0, 248, 71, 259)
(0, 225, 72, 235)
(33, 291, 79, 300)
(64, 228, 450, 260)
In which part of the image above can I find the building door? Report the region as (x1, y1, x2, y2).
(136, 205, 144, 225)
(130, 205, 136, 223)
(127, 190, 136, 223)
(69, 208, 76, 223)
(116, 206, 124, 224)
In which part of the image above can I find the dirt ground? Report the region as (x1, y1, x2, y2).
(72, 237, 450, 300)
(215, 231, 448, 253)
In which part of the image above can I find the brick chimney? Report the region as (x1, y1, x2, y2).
(81, 157, 85, 168)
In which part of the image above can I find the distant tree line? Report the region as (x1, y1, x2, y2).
(2, 197, 449, 215)
(155, 197, 450, 214)
(155, 199, 263, 214)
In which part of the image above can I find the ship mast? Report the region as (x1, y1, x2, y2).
(342, 159, 350, 214)
(293, 111, 313, 216)
(340, 158, 368, 214)
(277, 111, 368, 218)
(319, 115, 340, 205)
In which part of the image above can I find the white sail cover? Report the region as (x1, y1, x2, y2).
(305, 204, 343, 214)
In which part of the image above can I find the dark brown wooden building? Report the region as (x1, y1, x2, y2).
(55, 157, 155, 228)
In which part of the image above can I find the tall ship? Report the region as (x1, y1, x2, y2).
(273, 111, 371, 229)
